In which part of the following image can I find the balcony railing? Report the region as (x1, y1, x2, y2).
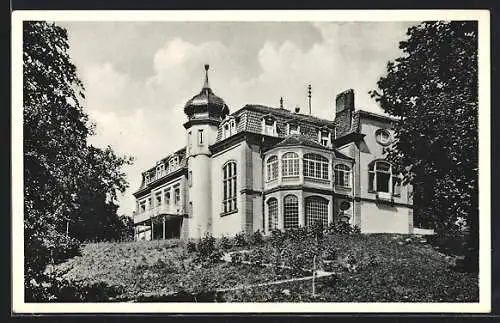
(134, 204, 186, 224)
(143, 160, 186, 187)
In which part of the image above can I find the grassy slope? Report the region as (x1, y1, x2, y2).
(54, 234, 478, 302)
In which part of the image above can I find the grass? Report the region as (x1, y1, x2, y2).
(53, 233, 478, 302)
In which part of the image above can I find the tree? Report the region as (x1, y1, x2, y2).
(23, 21, 133, 300)
(370, 21, 478, 271)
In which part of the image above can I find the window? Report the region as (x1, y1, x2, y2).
(283, 195, 299, 230)
(267, 198, 278, 231)
(393, 176, 402, 196)
(156, 163, 166, 179)
(305, 196, 329, 228)
(164, 189, 171, 205)
(155, 191, 162, 206)
(266, 156, 278, 181)
(144, 173, 150, 184)
(262, 116, 277, 136)
(303, 153, 329, 180)
(188, 170, 193, 187)
(369, 161, 392, 193)
(147, 197, 152, 209)
(375, 129, 391, 146)
(282, 152, 300, 177)
(222, 161, 237, 213)
(188, 131, 192, 150)
(319, 129, 331, 146)
(222, 118, 237, 139)
(169, 157, 179, 171)
(139, 201, 146, 212)
(174, 187, 181, 205)
(198, 129, 204, 145)
(334, 164, 351, 188)
(287, 123, 300, 135)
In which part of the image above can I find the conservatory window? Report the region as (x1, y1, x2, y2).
(266, 155, 279, 181)
(282, 152, 300, 177)
(283, 195, 299, 230)
(303, 153, 329, 180)
(267, 198, 279, 231)
(305, 196, 329, 228)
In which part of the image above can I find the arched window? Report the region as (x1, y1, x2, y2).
(369, 161, 392, 193)
(303, 153, 329, 180)
(223, 161, 237, 213)
(283, 195, 299, 230)
(282, 152, 300, 177)
(334, 164, 351, 188)
(267, 198, 278, 231)
(305, 196, 329, 228)
(266, 156, 279, 181)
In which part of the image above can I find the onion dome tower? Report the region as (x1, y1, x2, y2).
(184, 64, 229, 122)
(183, 64, 228, 238)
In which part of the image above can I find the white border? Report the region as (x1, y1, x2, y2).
(11, 9, 491, 314)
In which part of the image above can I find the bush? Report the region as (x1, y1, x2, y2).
(230, 252, 243, 264)
(233, 232, 247, 248)
(326, 222, 360, 236)
(195, 233, 221, 264)
(249, 248, 265, 267)
(186, 240, 197, 253)
(286, 226, 308, 242)
(248, 230, 264, 246)
(217, 235, 232, 251)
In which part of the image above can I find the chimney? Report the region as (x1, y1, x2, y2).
(335, 89, 354, 114)
(334, 89, 355, 137)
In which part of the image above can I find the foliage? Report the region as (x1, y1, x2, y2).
(23, 21, 133, 300)
(369, 21, 478, 271)
(233, 232, 247, 248)
(248, 230, 264, 246)
(195, 233, 222, 265)
(186, 240, 197, 253)
(326, 221, 360, 235)
(217, 235, 232, 251)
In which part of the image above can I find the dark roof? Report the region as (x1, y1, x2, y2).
(274, 134, 326, 150)
(271, 134, 354, 160)
(235, 104, 334, 128)
(356, 110, 398, 123)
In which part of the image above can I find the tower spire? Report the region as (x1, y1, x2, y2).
(203, 64, 210, 90)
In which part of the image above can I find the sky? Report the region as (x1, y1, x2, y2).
(58, 21, 419, 215)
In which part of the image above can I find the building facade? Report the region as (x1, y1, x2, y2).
(132, 65, 414, 240)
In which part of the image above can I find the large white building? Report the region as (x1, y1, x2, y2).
(132, 65, 414, 240)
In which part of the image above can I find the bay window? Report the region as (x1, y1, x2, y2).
(303, 153, 329, 180)
(282, 152, 300, 177)
(266, 155, 279, 181)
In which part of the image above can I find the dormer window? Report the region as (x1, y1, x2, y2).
(222, 117, 237, 139)
(169, 156, 179, 171)
(262, 114, 277, 136)
(144, 173, 151, 184)
(156, 163, 166, 179)
(318, 128, 331, 147)
(287, 123, 300, 135)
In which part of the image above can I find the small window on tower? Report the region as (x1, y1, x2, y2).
(198, 129, 204, 145)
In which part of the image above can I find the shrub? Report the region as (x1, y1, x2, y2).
(230, 252, 243, 264)
(233, 232, 247, 248)
(218, 235, 232, 251)
(249, 248, 265, 267)
(248, 230, 264, 246)
(195, 233, 221, 264)
(186, 240, 197, 253)
(286, 226, 308, 242)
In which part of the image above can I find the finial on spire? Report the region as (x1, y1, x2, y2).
(280, 97, 284, 109)
(203, 64, 210, 90)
